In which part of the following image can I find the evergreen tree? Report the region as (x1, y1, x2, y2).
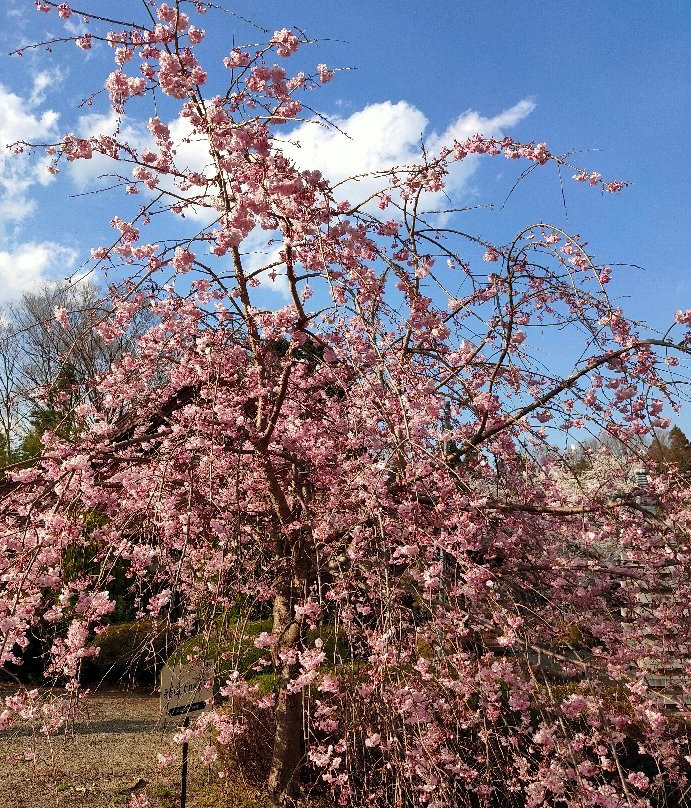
(0, 431, 8, 471)
(19, 362, 79, 459)
(648, 424, 691, 476)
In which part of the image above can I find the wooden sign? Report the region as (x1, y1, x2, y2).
(160, 659, 214, 718)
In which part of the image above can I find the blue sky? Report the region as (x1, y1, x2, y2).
(0, 0, 689, 429)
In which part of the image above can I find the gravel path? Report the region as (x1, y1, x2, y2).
(0, 687, 217, 808)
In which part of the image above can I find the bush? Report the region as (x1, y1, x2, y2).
(216, 696, 277, 787)
(83, 619, 174, 685)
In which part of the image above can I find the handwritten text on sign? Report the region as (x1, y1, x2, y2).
(160, 659, 214, 718)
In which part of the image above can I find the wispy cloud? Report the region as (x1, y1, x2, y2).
(0, 82, 60, 234)
(0, 241, 78, 303)
(28, 67, 65, 109)
(66, 110, 147, 190)
(279, 98, 536, 210)
(0, 80, 80, 303)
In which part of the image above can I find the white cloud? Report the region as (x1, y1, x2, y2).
(0, 82, 60, 231)
(4, 0, 27, 21)
(0, 195, 36, 225)
(430, 98, 536, 150)
(67, 110, 147, 190)
(168, 116, 215, 176)
(28, 68, 65, 109)
(61, 16, 92, 39)
(67, 113, 219, 225)
(428, 98, 535, 196)
(0, 241, 78, 303)
(238, 231, 290, 299)
(280, 98, 535, 210)
(0, 84, 59, 154)
(283, 101, 427, 183)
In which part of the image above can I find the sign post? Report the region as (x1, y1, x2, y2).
(160, 659, 214, 808)
(180, 713, 190, 808)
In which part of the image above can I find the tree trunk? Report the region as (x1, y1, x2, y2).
(267, 585, 304, 804)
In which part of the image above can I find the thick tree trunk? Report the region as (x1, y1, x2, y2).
(267, 585, 304, 805)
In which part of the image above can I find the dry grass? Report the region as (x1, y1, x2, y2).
(0, 686, 223, 808)
(0, 685, 337, 808)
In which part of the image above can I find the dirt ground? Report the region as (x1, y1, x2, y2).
(0, 686, 225, 808)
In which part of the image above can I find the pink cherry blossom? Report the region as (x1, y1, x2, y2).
(271, 28, 300, 57)
(224, 49, 250, 68)
(105, 71, 146, 107)
(53, 306, 69, 329)
(171, 247, 195, 273)
(317, 63, 335, 83)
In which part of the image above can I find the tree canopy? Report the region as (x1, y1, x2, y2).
(0, 4, 689, 807)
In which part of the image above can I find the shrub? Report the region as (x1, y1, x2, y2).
(83, 619, 174, 685)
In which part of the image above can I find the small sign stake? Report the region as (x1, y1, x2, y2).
(160, 658, 215, 808)
(180, 714, 190, 808)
